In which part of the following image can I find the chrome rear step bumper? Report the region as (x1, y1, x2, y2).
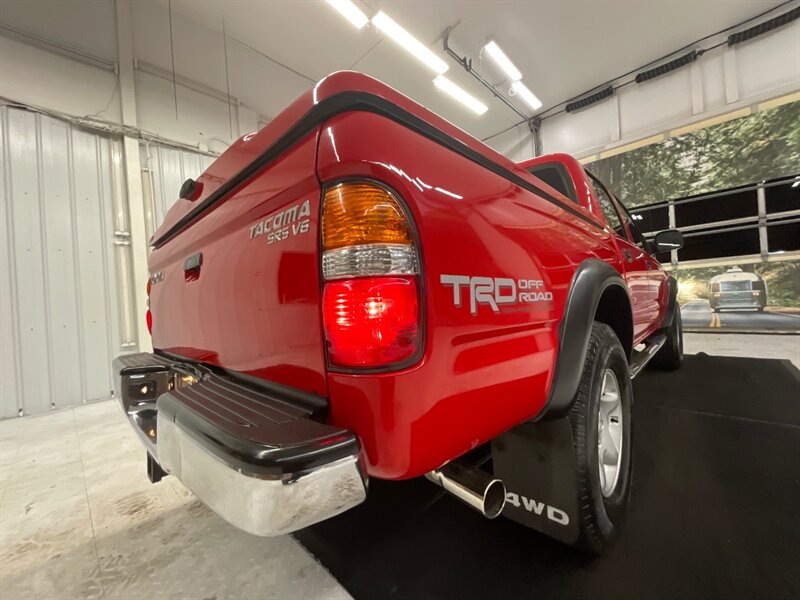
(112, 353, 367, 536)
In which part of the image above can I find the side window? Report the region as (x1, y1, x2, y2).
(526, 163, 578, 204)
(588, 173, 625, 237)
(616, 200, 647, 249)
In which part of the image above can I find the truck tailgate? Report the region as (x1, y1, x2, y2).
(147, 128, 327, 398)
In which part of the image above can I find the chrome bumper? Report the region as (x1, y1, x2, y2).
(112, 353, 367, 536)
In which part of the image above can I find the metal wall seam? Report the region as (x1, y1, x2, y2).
(96, 135, 117, 400)
(35, 113, 56, 411)
(1, 106, 24, 417)
(66, 118, 89, 406)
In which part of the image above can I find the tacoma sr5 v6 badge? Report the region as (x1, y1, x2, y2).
(249, 199, 311, 244)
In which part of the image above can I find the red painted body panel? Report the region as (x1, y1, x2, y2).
(317, 112, 619, 478)
(148, 71, 670, 481)
(149, 131, 329, 397)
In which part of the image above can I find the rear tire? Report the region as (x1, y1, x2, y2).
(566, 322, 633, 555)
(651, 309, 683, 370)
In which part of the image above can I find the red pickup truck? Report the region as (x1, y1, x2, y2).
(113, 71, 684, 554)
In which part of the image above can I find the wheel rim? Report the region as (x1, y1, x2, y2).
(598, 368, 623, 498)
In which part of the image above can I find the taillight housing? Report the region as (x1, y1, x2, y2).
(146, 276, 153, 335)
(321, 181, 422, 369)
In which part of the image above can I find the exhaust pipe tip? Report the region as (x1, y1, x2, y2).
(482, 478, 507, 520)
(426, 462, 507, 519)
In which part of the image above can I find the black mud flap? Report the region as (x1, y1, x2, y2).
(491, 417, 580, 545)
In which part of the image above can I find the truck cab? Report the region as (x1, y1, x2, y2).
(519, 154, 669, 343)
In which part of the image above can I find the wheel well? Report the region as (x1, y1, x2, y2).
(594, 285, 633, 358)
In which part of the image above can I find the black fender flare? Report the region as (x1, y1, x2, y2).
(536, 259, 632, 421)
(660, 276, 679, 330)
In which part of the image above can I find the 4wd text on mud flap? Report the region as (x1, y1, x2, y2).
(505, 492, 570, 525)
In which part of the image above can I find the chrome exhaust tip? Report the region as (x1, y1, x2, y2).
(425, 462, 506, 519)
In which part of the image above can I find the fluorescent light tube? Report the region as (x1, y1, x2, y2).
(511, 81, 542, 110)
(484, 41, 522, 82)
(372, 11, 449, 74)
(326, 0, 368, 29)
(433, 76, 488, 115)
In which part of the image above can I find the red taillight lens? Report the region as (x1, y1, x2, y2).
(146, 276, 153, 335)
(322, 276, 419, 367)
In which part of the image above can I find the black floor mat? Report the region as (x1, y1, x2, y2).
(295, 355, 800, 599)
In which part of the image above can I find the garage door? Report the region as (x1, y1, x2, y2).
(0, 106, 136, 418)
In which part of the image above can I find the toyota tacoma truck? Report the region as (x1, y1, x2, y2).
(113, 71, 684, 554)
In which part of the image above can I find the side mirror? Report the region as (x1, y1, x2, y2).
(653, 229, 684, 253)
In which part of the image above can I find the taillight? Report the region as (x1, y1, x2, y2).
(146, 276, 153, 335)
(321, 182, 421, 369)
(323, 277, 418, 367)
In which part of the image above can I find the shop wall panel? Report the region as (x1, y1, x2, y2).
(619, 69, 694, 139)
(6, 109, 52, 415)
(541, 101, 614, 156)
(0, 106, 127, 417)
(72, 129, 115, 403)
(0, 109, 21, 418)
(39, 117, 83, 409)
(737, 24, 800, 100)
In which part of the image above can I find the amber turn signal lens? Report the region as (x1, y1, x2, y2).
(322, 182, 413, 250)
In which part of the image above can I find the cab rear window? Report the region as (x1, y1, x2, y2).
(525, 162, 578, 204)
(720, 281, 751, 292)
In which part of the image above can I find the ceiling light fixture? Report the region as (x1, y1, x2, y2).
(511, 81, 542, 111)
(372, 11, 449, 74)
(433, 75, 488, 115)
(483, 41, 522, 82)
(326, 0, 368, 29)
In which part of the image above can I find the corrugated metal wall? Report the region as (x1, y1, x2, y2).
(141, 143, 215, 233)
(0, 106, 136, 418)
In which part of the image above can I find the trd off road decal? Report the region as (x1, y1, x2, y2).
(249, 199, 311, 245)
(440, 274, 553, 314)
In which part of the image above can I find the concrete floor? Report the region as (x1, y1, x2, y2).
(1, 333, 797, 599)
(0, 401, 350, 600)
